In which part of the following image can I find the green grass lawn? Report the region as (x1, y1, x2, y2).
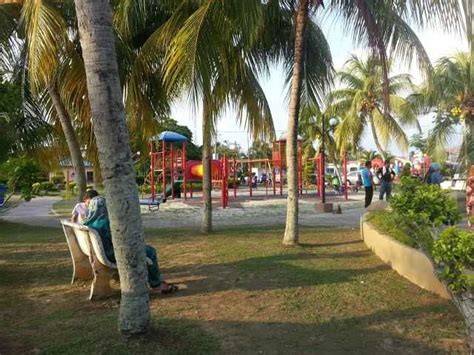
(51, 196, 77, 216)
(0, 222, 468, 354)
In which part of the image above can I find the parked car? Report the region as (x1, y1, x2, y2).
(346, 170, 380, 185)
(346, 171, 360, 185)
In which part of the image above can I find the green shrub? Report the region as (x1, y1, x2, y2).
(51, 175, 64, 185)
(40, 181, 55, 191)
(432, 227, 474, 293)
(365, 211, 416, 248)
(31, 182, 41, 195)
(0, 157, 41, 201)
(390, 177, 461, 251)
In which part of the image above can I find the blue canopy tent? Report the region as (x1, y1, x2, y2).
(151, 131, 188, 143)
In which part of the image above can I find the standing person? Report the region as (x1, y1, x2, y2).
(376, 161, 396, 201)
(361, 161, 374, 208)
(425, 163, 443, 186)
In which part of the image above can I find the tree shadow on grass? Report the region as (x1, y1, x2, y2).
(299, 239, 363, 248)
(161, 250, 390, 298)
(173, 304, 467, 354)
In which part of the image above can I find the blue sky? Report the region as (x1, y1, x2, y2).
(171, 15, 467, 157)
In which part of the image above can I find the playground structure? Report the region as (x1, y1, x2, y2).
(145, 131, 353, 208)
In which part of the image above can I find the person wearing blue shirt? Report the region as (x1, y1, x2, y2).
(361, 161, 374, 208)
(425, 163, 443, 186)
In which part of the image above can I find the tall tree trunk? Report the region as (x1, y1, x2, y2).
(466, 116, 474, 168)
(368, 115, 385, 161)
(467, 0, 474, 169)
(283, 0, 309, 246)
(47, 83, 87, 202)
(201, 100, 212, 233)
(73, 0, 150, 335)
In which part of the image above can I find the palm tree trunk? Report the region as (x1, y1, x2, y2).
(368, 115, 386, 161)
(201, 99, 212, 233)
(466, 0, 474, 169)
(47, 84, 87, 202)
(467, 116, 474, 168)
(73, 0, 149, 335)
(283, 0, 309, 246)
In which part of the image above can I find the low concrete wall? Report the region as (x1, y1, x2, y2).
(361, 218, 451, 299)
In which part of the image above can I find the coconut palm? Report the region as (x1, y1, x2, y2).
(0, 0, 89, 201)
(159, 1, 332, 233)
(281, 0, 462, 245)
(327, 55, 419, 161)
(422, 53, 474, 168)
(298, 103, 343, 183)
(4, 1, 177, 197)
(419, 1, 474, 169)
(73, 0, 150, 335)
(358, 149, 381, 163)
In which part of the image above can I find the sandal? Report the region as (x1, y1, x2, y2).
(160, 284, 178, 294)
(149, 282, 179, 294)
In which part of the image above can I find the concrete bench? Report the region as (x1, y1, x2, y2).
(61, 220, 118, 300)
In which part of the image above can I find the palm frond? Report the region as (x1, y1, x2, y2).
(20, 0, 67, 91)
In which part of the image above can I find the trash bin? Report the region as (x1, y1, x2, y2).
(0, 184, 7, 206)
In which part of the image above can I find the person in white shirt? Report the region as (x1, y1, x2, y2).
(71, 190, 98, 223)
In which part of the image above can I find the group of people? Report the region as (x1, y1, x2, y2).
(360, 160, 444, 208)
(71, 190, 178, 294)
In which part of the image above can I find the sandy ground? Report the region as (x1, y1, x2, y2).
(0, 192, 367, 230)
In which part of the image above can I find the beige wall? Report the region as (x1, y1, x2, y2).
(49, 167, 94, 184)
(361, 218, 451, 299)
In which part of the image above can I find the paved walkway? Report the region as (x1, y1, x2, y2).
(0, 196, 62, 228)
(0, 194, 367, 230)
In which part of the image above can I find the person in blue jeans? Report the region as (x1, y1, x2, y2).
(376, 161, 396, 201)
(361, 161, 374, 208)
(82, 192, 178, 294)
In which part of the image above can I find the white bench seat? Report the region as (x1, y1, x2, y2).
(61, 220, 118, 300)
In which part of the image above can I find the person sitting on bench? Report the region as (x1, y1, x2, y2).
(82, 192, 178, 294)
(71, 190, 99, 223)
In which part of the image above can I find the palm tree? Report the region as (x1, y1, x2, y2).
(281, 0, 463, 245)
(283, 0, 312, 245)
(73, 0, 149, 335)
(5, 1, 177, 199)
(422, 53, 473, 168)
(328, 55, 419, 161)
(158, 1, 331, 233)
(359, 149, 381, 163)
(0, 0, 89, 202)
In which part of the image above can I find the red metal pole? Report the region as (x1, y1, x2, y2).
(183, 142, 187, 201)
(249, 160, 253, 197)
(279, 141, 283, 196)
(265, 159, 268, 197)
(343, 152, 348, 200)
(233, 159, 237, 198)
(149, 141, 155, 202)
(298, 142, 302, 196)
(314, 157, 318, 197)
(221, 155, 225, 208)
(225, 155, 229, 208)
(171, 143, 175, 199)
(319, 153, 323, 201)
(162, 141, 166, 201)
